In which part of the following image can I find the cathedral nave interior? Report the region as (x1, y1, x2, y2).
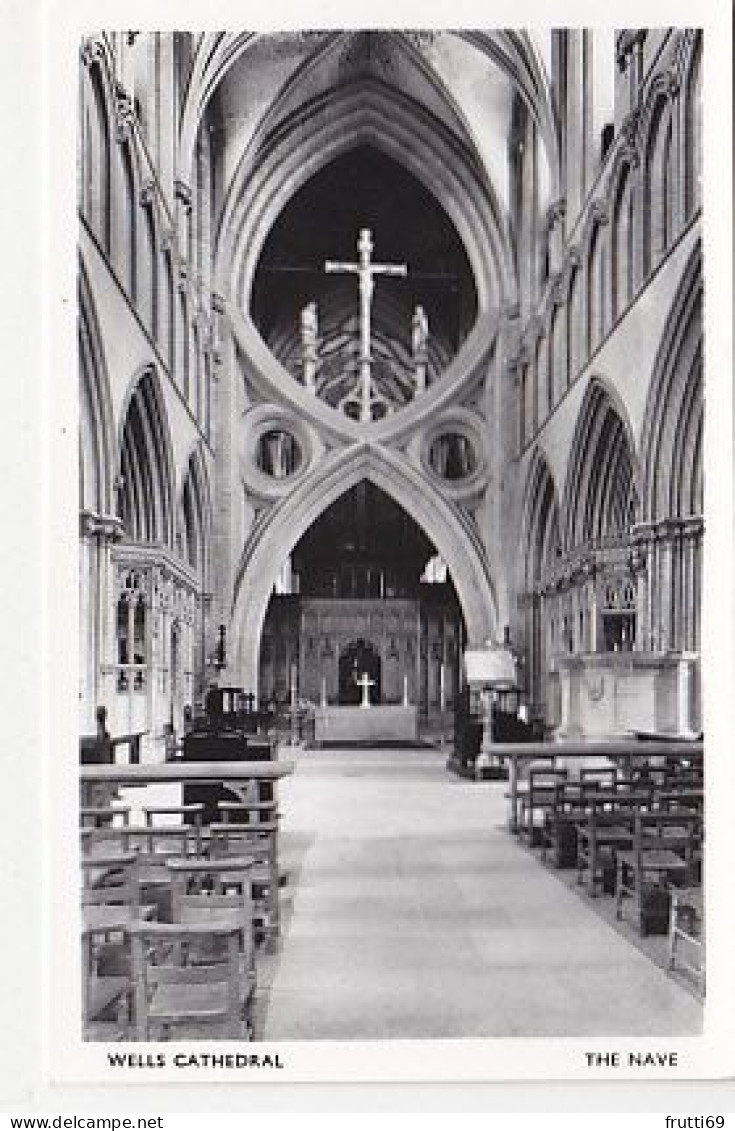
(76, 28, 705, 1046)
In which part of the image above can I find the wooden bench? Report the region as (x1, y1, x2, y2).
(616, 812, 702, 935)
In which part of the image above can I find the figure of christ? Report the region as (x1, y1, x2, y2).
(325, 228, 407, 422)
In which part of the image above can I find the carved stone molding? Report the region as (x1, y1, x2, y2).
(651, 66, 680, 102)
(114, 82, 135, 144)
(80, 509, 124, 541)
(174, 179, 192, 213)
(589, 199, 609, 227)
(546, 198, 566, 232)
(80, 36, 106, 69)
(520, 315, 542, 351)
(550, 271, 566, 308)
(620, 108, 642, 166)
(177, 261, 189, 294)
(160, 227, 175, 254)
(616, 29, 647, 72)
(140, 180, 156, 208)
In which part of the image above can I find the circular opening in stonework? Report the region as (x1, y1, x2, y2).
(255, 429, 303, 479)
(428, 432, 478, 481)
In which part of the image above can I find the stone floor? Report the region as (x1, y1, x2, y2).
(257, 743, 702, 1041)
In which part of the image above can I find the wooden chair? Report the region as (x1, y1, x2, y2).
(541, 768, 621, 867)
(575, 799, 637, 897)
(518, 767, 567, 847)
(143, 803, 206, 852)
(616, 812, 701, 935)
(81, 850, 144, 1040)
(207, 819, 281, 951)
(80, 804, 131, 829)
(167, 856, 257, 994)
(129, 921, 251, 1041)
(669, 884, 705, 991)
(541, 780, 587, 867)
(126, 825, 202, 921)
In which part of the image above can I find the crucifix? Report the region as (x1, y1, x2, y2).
(355, 671, 376, 709)
(325, 228, 407, 422)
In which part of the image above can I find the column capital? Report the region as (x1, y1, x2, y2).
(80, 509, 124, 542)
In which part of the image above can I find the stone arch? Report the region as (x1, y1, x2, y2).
(642, 91, 677, 274)
(79, 55, 112, 253)
(231, 446, 498, 693)
(216, 79, 515, 317)
(521, 448, 562, 591)
(519, 448, 562, 711)
(180, 31, 560, 205)
(79, 259, 115, 515)
(639, 241, 702, 522)
(681, 31, 702, 219)
(116, 366, 176, 548)
(562, 377, 639, 551)
(608, 157, 637, 320)
(177, 441, 213, 585)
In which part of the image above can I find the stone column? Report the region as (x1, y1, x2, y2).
(211, 294, 237, 684)
(80, 511, 124, 728)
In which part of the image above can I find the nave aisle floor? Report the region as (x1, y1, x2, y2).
(258, 744, 702, 1040)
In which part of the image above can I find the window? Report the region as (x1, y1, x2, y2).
(116, 571, 147, 690)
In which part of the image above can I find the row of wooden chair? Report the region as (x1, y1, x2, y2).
(511, 758, 704, 987)
(81, 792, 283, 1040)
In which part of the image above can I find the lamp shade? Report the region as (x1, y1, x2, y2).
(464, 646, 517, 688)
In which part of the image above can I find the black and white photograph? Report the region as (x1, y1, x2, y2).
(33, 6, 734, 1089)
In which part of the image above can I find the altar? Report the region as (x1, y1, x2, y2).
(314, 704, 418, 744)
(549, 651, 700, 741)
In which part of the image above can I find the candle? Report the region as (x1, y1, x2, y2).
(403, 673, 409, 706)
(440, 662, 446, 713)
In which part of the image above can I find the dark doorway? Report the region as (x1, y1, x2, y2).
(339, 639, 382, 705)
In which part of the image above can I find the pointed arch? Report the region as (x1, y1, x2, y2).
(609, 158, 636, 320)
(118, 138, 138, 302)
(79, 260, 114, 514)
(116, 367, 176, 548)
(521, 448, 561, 590)
(520, 448, 561, 712)
(682, 31, 702, 219)
(639, 241, 702, 522)
(216, 78, 515, 316)
(231, 446, 499, 692)
(643, 92, 676, 274)
(79, 58, 112, 253)
(562, 378, 639, 551)
(177, 441, 213, 585)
